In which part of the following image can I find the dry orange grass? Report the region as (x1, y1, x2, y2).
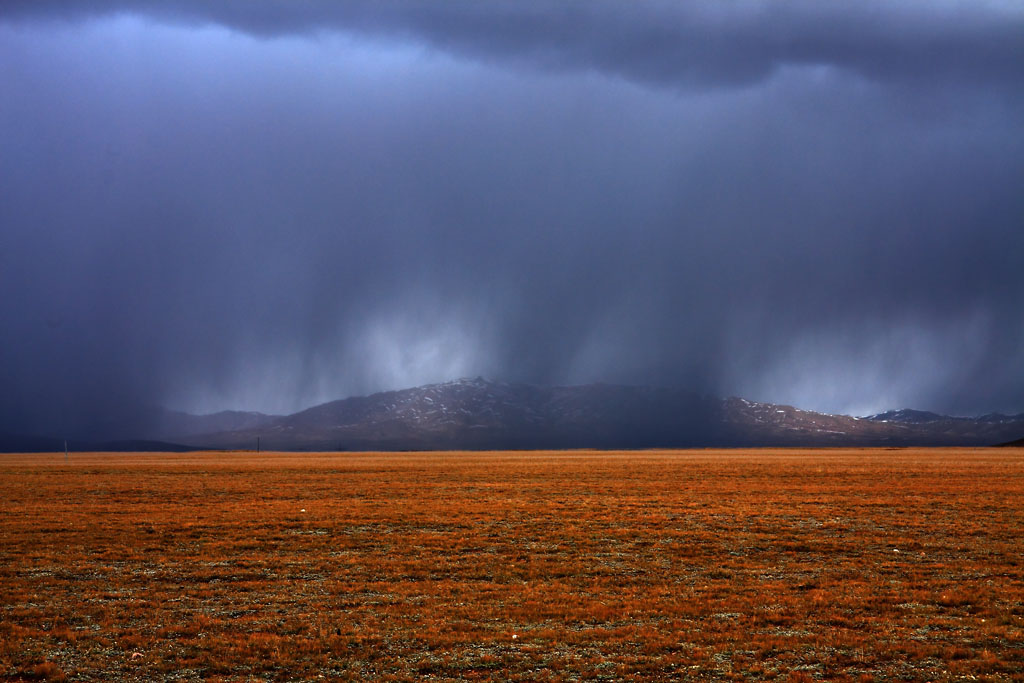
(1, 449, 1022, 681)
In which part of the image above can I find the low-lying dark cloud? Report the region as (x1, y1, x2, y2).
(1, 2, 1022, 437)
(3, 0, 1023, 89)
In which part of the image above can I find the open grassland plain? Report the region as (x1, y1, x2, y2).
(1, 449, 1022, 682)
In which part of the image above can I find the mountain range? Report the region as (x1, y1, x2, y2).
(3, 378, 1022, 452)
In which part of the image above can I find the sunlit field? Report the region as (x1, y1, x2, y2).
(1, 449, 1022, 681)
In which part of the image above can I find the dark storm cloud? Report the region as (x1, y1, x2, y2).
(3, 0, 1024, 89)
(1, 2, 1023, 437)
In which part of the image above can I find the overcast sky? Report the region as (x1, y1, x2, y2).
(2, 1, 1022, 434)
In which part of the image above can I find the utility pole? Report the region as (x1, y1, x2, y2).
(64, 440, 68, 461)
(257, 436, 260, 454)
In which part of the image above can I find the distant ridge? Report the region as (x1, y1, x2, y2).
(0, 432, 193, 453)
(863, 409, 947, 424)
(864, 408, 1024, 426)
(4, 379, 1022, 452)
(176, 378, 1024, 451)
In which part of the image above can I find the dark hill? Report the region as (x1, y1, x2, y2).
(9, 379, 1023, 452)
(0, 432, 193, 453)
(176, 378, 1024, 451)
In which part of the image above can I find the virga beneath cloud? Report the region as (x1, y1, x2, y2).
(1, 1, 1021, 436)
